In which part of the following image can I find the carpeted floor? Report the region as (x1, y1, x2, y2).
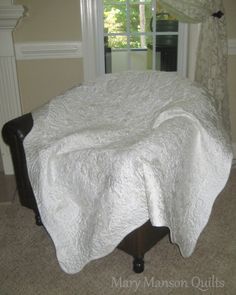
(0, 169, 236, 295)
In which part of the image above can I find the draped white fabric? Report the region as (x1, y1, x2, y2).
(159, 0, 230, 131)
(24, 71, 233, 273)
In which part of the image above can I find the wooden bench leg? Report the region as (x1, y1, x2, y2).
(133, 256, 144, 273)
(35, 212, 43, 226)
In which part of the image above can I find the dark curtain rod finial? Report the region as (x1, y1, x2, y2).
(212, 10, 224, 19)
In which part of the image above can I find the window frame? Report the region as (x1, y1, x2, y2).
(80, 0, 188, 81)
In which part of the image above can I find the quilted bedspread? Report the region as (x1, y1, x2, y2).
(23, 71, 232, 274)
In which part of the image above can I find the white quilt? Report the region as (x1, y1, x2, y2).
(24, 71, 232, 274)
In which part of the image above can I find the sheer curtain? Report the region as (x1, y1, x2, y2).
(159, 0, 230, 132)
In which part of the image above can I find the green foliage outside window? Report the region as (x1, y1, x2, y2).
(104, 1, 176, 49)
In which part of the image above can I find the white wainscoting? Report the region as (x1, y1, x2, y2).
(0, 4, 24, 175)
(15, 41, 83, 60)
(14, 39, 235, 60)
(13, 39, 235, 62)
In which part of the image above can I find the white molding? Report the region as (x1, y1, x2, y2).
(0, 5, 24, 29)
(228, 39, 236, 55)
(15, 42, 83, 60)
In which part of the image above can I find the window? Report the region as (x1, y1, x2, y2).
(80, 0, 188, 81)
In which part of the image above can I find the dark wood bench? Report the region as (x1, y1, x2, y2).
(2, 113, 169, 273)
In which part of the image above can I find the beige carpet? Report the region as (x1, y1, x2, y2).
(0, 173, 16, 204)
(0, 169, 236, 295)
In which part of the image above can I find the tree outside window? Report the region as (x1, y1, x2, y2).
(103, 0, 177, 49)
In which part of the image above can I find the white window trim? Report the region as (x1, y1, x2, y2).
(178, 22, 188, 77)
(187, 23, 201, 81)
(80, 0, 104, 82)
(80, 0, 188, 81)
